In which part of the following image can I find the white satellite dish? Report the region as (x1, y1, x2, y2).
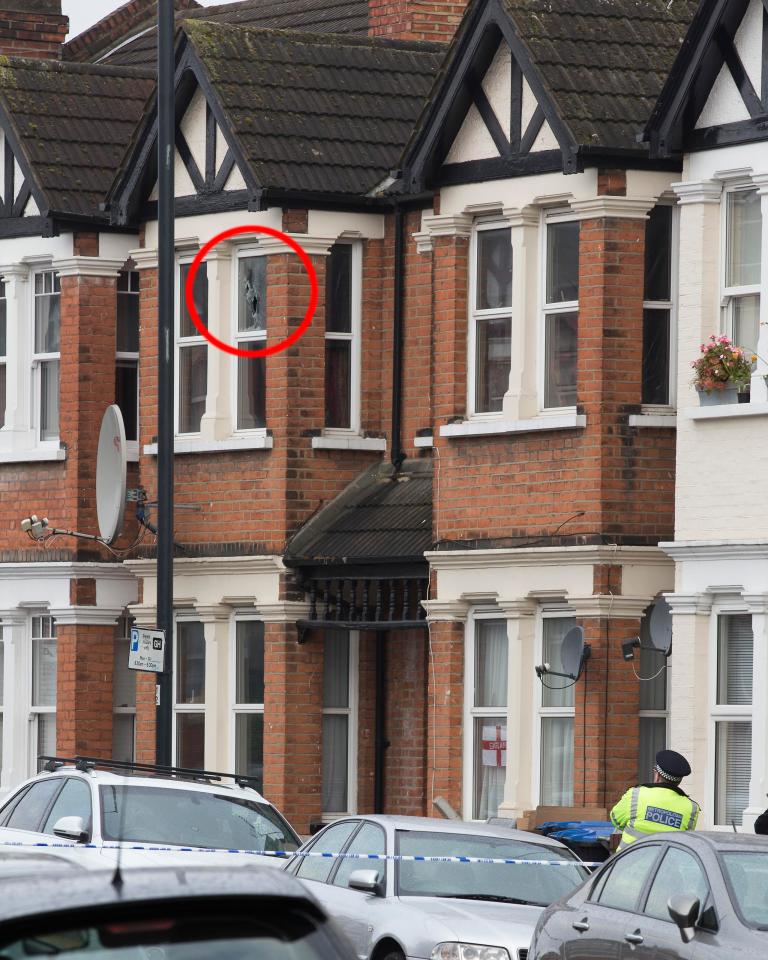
(96, 404, 127, 544)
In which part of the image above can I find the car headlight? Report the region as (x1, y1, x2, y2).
(431, 944, 510, 960)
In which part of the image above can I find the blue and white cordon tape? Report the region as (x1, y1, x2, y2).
(0, 839, 600, 866)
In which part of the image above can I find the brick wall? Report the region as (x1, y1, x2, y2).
(383, 629, 428, 813)
(369, 0, 468, 42)
(0, 1, 68, 59)
(426, 620, 464, 816)
(56, 622, 115, 756)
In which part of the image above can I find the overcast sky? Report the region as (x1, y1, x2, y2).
(62, 1, 222, 40)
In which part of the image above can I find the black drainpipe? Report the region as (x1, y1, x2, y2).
(391, 203, 406, 470)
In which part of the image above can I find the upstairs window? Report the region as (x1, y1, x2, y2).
(642, 206, 674, 405)
(725, 188, 761, 355)
(543, 219, 579, 409)
(235, 254, 267, 431)
(33, 271, 60, 441)
(469, 226, 512, 415)
(116, 270, 139, 442)
(324, 243, 361, 431)
(0, 281, 6, 429)
(178, 263, 208, 435)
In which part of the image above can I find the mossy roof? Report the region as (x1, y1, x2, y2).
(0, 58, 154, 218)
(184, 20, 443, 196)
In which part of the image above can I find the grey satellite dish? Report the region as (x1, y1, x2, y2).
(96, 404, 127, 544)
(561, 626, 590, 680)
(648, 597, 673, 656)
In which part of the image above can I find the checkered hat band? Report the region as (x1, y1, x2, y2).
(655, 763, 682, 783)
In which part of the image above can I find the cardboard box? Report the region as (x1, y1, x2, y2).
(516, 805, 609, 833)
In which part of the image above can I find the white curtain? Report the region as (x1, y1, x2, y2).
(540, 717, 574, 805)
(474, 620, 508, 819)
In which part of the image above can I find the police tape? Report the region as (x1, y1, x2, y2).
(0, 839, 600, 866)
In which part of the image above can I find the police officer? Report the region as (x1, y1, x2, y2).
(610, 750, 699, 851)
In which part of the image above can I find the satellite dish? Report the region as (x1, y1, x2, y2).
(648, 597, 673, 656)
(561, 626, 590, 680)
(96, 404, 127, 544)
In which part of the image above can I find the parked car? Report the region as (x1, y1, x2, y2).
(530, 832, 768, 959)
(284, 815, 589, 960)
(0, 757, 300, 870)
(0, 863, 359, 960)
(0, 848, 84, 879)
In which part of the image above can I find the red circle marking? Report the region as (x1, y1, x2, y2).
(185, 224, 319, 359)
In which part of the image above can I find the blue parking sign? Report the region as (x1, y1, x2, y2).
(130, 627, 139, 653)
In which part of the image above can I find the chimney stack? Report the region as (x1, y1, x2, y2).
(0, 0, 69, 60)
(369, 0, 468, 42)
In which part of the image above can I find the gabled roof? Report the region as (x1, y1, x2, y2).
(284, 459, 433, 566)
(100, 0, 369, 67)
(0, 57, 154, 221)
(403, 0, 698, 188)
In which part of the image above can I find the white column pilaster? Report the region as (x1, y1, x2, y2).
(503, 209, 539, 420)
(0, 266, 30, 445)
(496, 600, 536, 819)
(0, 612, 26, 796)
(196, 604, 230, 770)
(750, 176, 768, 402)
(200, 246, 232, 441)
(742, 593, 768, 829)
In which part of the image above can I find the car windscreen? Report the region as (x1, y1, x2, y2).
(100, 786, 300, 852)
(395, 830, 589, 906)
(0, 912, 334, 960)
(721, 851, 768, 929)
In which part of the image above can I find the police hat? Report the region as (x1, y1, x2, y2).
(655, 750, 691, 783)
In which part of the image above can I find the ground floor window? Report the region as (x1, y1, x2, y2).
(0, 625, 4, 775)
(233, 619, 264, 791)
(113, 617, 136, 763)
(321, 630, 358, 815)
(638, 606, 669, 782)
(174, 620, 205, 768)
(31, 615, 56, 768)
(713, 613, 753, 827)
(539, 614, 575, 805)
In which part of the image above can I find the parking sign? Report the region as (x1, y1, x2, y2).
(128, 627, 166, 673)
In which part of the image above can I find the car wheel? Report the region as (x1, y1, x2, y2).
(379, 951, 404, 960)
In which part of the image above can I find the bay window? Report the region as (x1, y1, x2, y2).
(174, 621, 205, 768)
(31, 615, 56, 767)
(178, 262, 208, 435)
(233, 619, 264, 790)
(468, 617, 508, 819)
(642, 205, 674, 405)
(33, 271, 60, 441)
(539, 615, 575, 804)
(638, 640, 668, 782)
(713, 613, 753, 827)
(235, 253, 266, 430)
(112, 616, 136, 763)
(543, 219, 579, 409)
(0, 280, 6, 429)
(116, 270, 139, 443)
(724, 188, 761, 354)
(0, 626, 4, 775)
(322, 630, 358, 816)
(324, 243, 361, 431)
(469, 225, 512, 415)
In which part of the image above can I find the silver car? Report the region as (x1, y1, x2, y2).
(284, 815, 589, 960)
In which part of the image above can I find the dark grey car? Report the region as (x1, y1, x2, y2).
(530, 832, 768, 959)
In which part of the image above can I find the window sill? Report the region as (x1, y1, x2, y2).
(0, 446, 66, 463)
(628, 413, 677, 428)
(439, 413, 586, 439)
(686, 403, 768, 422)
(143, 435, 274, 455)
(414, 435, 434, 449)
(311, 434, 386, 451)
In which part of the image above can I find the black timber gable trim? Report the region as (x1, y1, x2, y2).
(402, 0, 579, 192)
(0, 111, 49, 220)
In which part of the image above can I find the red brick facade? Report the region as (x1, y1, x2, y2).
(369, 0, 469, 42)
(0, 1, 68, 59)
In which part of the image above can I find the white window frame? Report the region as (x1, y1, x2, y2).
(708, 605, 753, 830)
(116, 270, 140, 460)
(112, 615, 136, 762)
(229, 613, 265, 783)
(462, 608, 509, 820)
(642, 203, 679, 412)
(0, 278, 6, 430)
(467, 220, 513, 419)
(172, 616, 206, 768)
(29, 612, 56, 774)
(539, 210, 579, 413)
(231, 246, 268, 436)
(321, 630, 359, 819)
(175, 258, 208, 437)
(323, 241, 362, 437)
(721, 184, 762, 353)
(31, 269, 61, 446)
(0, 624, 4, 777)
(637, 646, 669, 782)
(533, 604, 576, 805)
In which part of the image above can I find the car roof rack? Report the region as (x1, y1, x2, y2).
(38, 755, 261, 790)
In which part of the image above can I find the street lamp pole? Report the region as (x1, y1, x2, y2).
(156, 0, 175, 766)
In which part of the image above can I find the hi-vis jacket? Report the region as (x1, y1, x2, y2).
(610, 783, 699, 851)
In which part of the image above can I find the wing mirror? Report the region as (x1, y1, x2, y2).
(348, 869, 385, 897)
(52, 816, 89, 843)
(668, 893, 700, 943)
